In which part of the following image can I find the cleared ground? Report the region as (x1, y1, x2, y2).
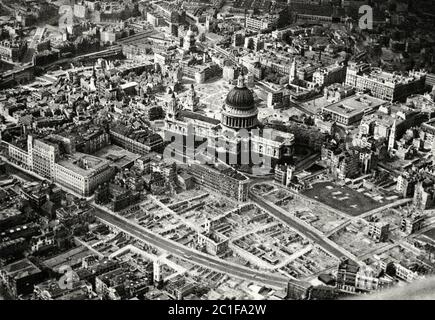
(302, 181, 390, 216)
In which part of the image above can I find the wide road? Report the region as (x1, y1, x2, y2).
(3, 155, 289, 289)
(249, 190, 351, 260)
(92, 205, 289, 290)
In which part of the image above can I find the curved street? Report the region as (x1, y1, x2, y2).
(249, 188, 353, 261)
(92, 203, 290, 290)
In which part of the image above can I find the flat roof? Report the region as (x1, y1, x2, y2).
(208, 162, 248, 181)
(2, 258, 41, 279)
(362, 68, 425, 85)
(94, 145, 142, 169)
(57, 153, 109, 177)
(323, 94, 386, 119)
(120, 82, 139, 90)
(43, 246, 91, 271)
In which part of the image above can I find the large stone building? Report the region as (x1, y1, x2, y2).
(188, 161, 249, 202)
(4, 135, 114, 197)
(0, 40, 26, 63)
(55, 154, 114, 197)
(313, 63, 346, 87)
(27, 135, 60, 180)
(109, 122, 164, 155)
(345, 62, 426, 102)
(164, 74, 295, 168)
(245, 14, 279, 32)
(322, 93, 387, 126)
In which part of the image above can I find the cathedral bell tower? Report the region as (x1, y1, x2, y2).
(183, 26, 196, 53)
(186, 84, 199, 112)
(388, 118, 397, 153)
(289, 58, 297, 85)
(166, 92, 179, 120)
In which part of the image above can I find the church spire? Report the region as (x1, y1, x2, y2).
(187, 84, 198, 111)
(388, 118, 397, 152)
(289, 58, 297, 84)
(167, 92, 179, 119)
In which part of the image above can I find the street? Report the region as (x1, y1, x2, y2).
(92, 204, 290, 290)
(249, 189, 353, 261)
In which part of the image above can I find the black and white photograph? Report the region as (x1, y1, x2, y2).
(0, 0, 435, 310)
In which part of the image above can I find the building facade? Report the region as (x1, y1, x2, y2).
(187, 162, 249, 202)
(345, 62, 426, 102)
(54, 155, 114, 197)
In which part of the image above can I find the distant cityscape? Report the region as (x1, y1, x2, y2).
(0, 0, 435, 301)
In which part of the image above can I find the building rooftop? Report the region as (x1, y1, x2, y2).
(180, 110, 220, 125)
(0, 207, 22, 221)
(57, 153, 110, 178)
(2, 258, 41, 280)
(215, 163, 248, 181)
(323, 94, 386, 119)
(94, 145, 142, 170)
(120, 82, 139, 90)
(355, 66, 427, 86)
(43, 246, 92, 271)
(110, 121, 161, 145)
(0, 237, 26, 250)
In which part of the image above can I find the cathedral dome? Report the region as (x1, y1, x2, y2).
(225, 75, 255, 111)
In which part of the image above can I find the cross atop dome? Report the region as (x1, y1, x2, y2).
(237, 69, 245, 88)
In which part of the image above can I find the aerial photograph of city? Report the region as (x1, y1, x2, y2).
(0, 0, 435, 306)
